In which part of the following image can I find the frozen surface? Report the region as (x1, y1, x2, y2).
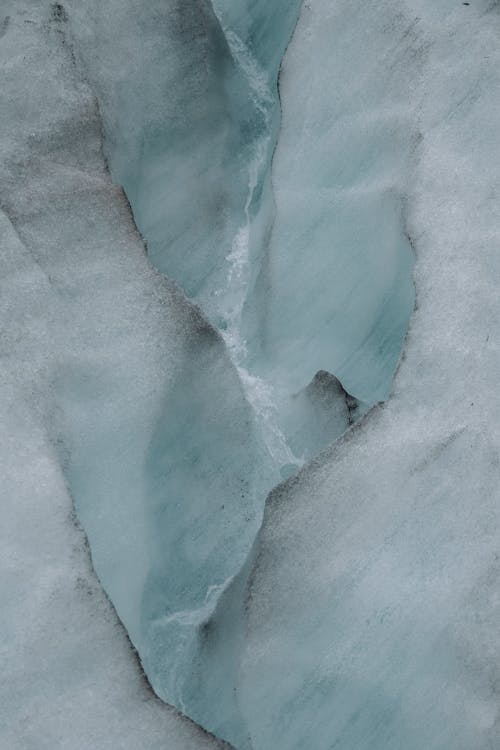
(237, 2, 500, 749)
(262, 0, 416, 402)
(60, 1, 414, 742)
(0, 4, 225, 749)
(3, 0, 500, 749)
(64, 0, 378, 467)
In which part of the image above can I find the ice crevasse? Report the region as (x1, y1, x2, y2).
(11, 0, 500, 748)
(60, 0, 415, 742)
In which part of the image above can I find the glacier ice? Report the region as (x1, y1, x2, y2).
(2, 0, 500, 749)
(0, 3, 225, 749)
(60, 0, 417, 742)
(237, 3, 500, 749)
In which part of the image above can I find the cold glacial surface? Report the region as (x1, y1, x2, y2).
(0, 4, 225, 749)
(236, 3, 500, 750)
(2, 1, 500, 750)
(61, 0, 416, 744)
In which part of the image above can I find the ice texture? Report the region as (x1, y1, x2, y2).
(0, 3, 225, 748)
(263, 22, 416, 402)
(236, 3, 500, 749)
(59, 0, 415, 742)
(3, 0, 499, 749)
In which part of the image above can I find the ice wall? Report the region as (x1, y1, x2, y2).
(262, 11, 416, 402)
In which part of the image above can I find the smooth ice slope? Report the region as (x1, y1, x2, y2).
(0, 4, 226, 749)
(262, 5, 417, 402)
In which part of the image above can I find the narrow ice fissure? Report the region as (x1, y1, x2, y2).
(213, 14, 302, 471)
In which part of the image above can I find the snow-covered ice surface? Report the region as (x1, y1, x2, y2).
(237, 2, 500, 749)
(2, 0, 500, 749)
(0, 4, 225, 748)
